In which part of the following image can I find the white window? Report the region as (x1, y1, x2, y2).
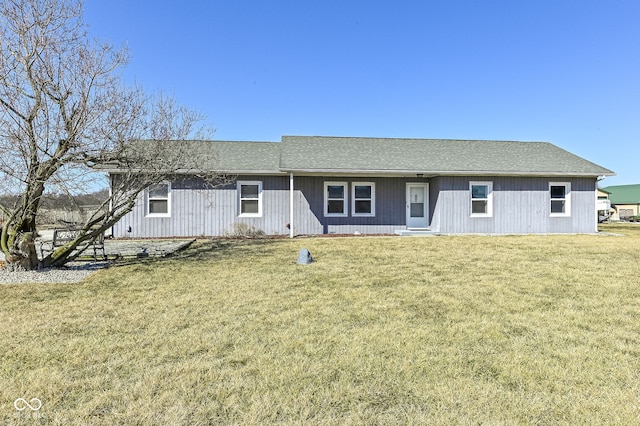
(470, 181, 493, 217)
(352, 182, 375, 216)
(324, 182, 347, 217)
(238, 181, 262, 217)
(146, 182, 171, 217)
(550, 182, 571, 216)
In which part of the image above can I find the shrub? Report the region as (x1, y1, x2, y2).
(224, 222, 266, 238)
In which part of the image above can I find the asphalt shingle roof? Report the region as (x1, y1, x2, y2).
(110, 140, 282, 174)
(195, 140, 281, 173)
(280, 136, 614, 176)
(108, 136, 614, 177)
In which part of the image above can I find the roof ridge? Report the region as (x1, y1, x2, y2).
(281, 135, 550, 144)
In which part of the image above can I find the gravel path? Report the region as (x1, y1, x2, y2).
(0, 238, 194, 285)
(0, 262, 110, 284)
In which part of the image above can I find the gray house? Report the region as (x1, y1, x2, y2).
(108, 136, 614, 238)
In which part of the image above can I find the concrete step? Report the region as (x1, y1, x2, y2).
(394, 229, 439, 236)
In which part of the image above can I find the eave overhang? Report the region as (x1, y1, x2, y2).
(278, 168, 616, 178)
(103, 168, 287, 176)
(103, 166, 614, 178)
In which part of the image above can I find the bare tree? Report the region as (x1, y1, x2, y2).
(0, 0, 228, 269)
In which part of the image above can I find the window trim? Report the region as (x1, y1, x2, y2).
(352, 182, 375, 217)
(238, 180, 263, 217)
(469, 181, 493, 217)
(324, 182, 348, 217)
(146, 181, 171, 217)
(549, 182, 571, 217)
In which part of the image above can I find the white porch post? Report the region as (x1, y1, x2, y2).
(289, 172, 294, 238)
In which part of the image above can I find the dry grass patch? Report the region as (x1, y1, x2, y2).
(2, 225, 640, 424)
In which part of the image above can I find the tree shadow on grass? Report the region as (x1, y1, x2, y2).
(110, 238, 285, 268)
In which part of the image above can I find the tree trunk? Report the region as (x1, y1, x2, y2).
(9, 232, 40, 270)
(2, 219, 40, 270)
(2, 186, 45, 270)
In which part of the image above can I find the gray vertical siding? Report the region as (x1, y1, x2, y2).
(113, 174, 599, 238)
(292, 176, 418, 235)
(430, 176, 597, 234)
(113, 175, 290, 238)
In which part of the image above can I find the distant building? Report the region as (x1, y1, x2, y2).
(602, 184, 640, 221)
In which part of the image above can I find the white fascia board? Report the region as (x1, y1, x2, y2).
(105, 169, 287, 175)
(104, 167, 612, 178)
(280, 168, 612, 177)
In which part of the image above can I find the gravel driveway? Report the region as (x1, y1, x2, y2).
(0, 238, 195, 284)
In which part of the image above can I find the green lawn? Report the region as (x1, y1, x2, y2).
(2, 224, 640, 425)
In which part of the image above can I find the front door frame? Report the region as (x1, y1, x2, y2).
(406, 182, 429, 229)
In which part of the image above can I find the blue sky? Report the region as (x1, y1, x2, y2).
(84, 0, 640, 186)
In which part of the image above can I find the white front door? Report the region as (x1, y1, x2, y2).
(406, 183, 429, 229)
